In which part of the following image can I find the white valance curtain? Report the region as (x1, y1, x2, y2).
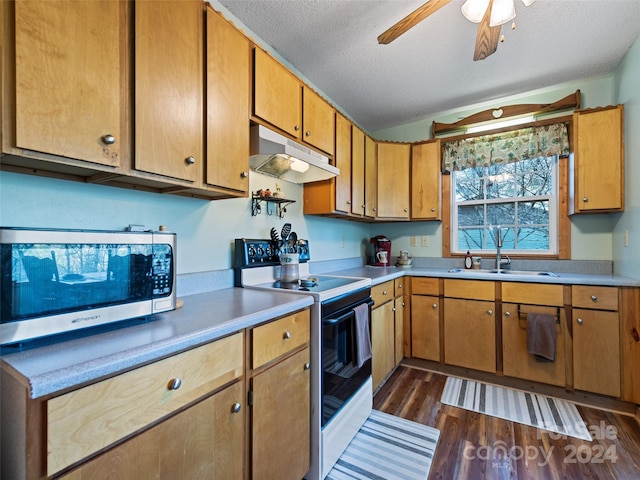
(441, 123, 570, 172)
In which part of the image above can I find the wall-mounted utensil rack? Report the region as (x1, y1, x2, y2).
(251, 194, 296, 218)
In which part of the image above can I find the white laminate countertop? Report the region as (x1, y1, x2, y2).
(1, 288, 313, 399)
(326, 265, 640, 287)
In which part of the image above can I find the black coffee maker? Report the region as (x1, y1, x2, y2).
(369, 235, 392, 266)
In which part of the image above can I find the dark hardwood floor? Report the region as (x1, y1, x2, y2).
(373, 365, 640, 480)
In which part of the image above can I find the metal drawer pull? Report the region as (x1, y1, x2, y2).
(168, 378, 182, 390)
(232, 402, 242, 413)
(241, 171, 248, 178)
(577, 318, 584, 325)
(283, 331, 291, 339)
(102, 134, 116, 145)
(304, 363, 310, 370)
(591, 295, 598, 302)
(505, 311, 511, 317)
(383, 290, 387, 295)
(185, 156, 196, 165)
(487, 309, 493, 316)
(432, 304, 437, 309)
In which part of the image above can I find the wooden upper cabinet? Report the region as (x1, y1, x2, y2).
(351, 126, 366, 216)
(134, 0, 203, 182)
(11, 0, 126, 167)
(570, 105, 624, 213)
(302, 87, 335, 155)
(206, 7, 250, 194)
(365, 135, 378, 218)
(334, 112, 352, 212)
(253, 48, 302, 139)
(411, 140, 441, 220)
(377, 142, 410, 219)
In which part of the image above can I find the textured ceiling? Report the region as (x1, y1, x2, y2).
(216, 0, 640, 133)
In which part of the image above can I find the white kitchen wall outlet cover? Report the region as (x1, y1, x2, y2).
(325, 410, 440, 480)
(441, 376, 591, 441)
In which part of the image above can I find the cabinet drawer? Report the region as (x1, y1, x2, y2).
(502, 282, 564, 307)
(572, 285, 618, 310)
(47, 332, 244, 476)
(444, 279, 495, 301)
(252, 309, 310, 368)
(394, 278, 405, 297)
(412, 277, 439, 296)
(372, 281, 394, 307)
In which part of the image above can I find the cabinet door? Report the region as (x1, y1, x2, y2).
(411, 140, 441, 220)
(59, 382, 245, 480)
(253, 48, 302, 138)
(394, 297, 405, 365)
(444, 298, 496, 373)
(372, 301, 395, 390)
(377, 143, 410, 219)
(573, 309, 620, 397)
(351, 126, 366, 216)
(252, 347, 310, 480)
(135, 0, 203, 182)
(302, 88, 335, 155)
(206, 8, 250, 193)
(13, 0, 125, 166)
(334, 113, 353, 212)
(364, 135, 378, 218)
(411, 295, 440, 362)
(572, 105, 624, 213)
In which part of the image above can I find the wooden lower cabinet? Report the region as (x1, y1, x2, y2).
(59, 381, 244, 480)
(411, 295, 440, 362)
(502, 303, 567, 387)
(573, 308, 621, 397)
(372, 300, 395, 390)
(251, 347, 310, 480)
(444, 298, 496, 373)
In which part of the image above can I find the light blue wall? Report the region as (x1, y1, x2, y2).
(613, 35, 640, 279)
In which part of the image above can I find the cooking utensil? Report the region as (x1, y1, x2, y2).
(270, 227, 279, 242)
(288, 231, 297, 251)
(281, 223, 291, 241)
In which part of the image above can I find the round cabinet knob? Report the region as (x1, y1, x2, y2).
(373, 207, 377, 212)
(392, 307, 396, 312)
(431, 207, 436, 212)
(404, 208, 408, 212)
(591, 295, 598, 302)
(487, 309, 493, 316)
(346, 200, 352, 205)
(185, 156, 196, 166)
(432, 304, 437, 309)
(102, 134, 116, 145)
(304, 362, 311, 370)
(362, 204, 366, 209)
(232, 402, 242, 413)
(505, 311, 511, 317)
(167, 378, 182, 390)
(241, 171, 248, 178)
(577, 318, 584, 325)
(583, 197, 589, 203)
(305, 131, 311, 137)
(383, 290, 387, 295)
(401, 302, 405, 307)
(294, 125, 300, 131)
(398, 284, 403, 289)
(283, 331, 291, 340)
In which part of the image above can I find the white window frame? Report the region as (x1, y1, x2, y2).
(450, 156, 559, 256)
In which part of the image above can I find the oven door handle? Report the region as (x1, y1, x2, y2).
(322, 298, 374, 326)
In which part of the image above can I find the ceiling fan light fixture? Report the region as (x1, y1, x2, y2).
(489, 0, 516, 27)
(461, 0, 490, 24)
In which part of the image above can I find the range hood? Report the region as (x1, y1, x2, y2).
(249, 125, 339, 184)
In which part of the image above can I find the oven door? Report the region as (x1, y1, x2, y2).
(321, 297, 373, 426)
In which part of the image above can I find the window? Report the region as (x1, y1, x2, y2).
(451, 156, 558, 255)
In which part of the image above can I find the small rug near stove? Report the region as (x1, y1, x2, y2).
(441, 376, 591, 441)
(325, 410, 440, 480)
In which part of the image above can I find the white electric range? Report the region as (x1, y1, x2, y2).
(234, 238, 373, 480)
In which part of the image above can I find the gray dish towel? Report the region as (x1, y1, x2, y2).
(353, 303, 372, 368)
(526, 312, 556, 362)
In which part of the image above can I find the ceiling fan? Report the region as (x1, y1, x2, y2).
(377, 0, 536, 61)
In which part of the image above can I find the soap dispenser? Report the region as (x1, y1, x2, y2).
(464, 250, 473, 269)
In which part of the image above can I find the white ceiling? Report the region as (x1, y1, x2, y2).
(216, 0, 640, 133)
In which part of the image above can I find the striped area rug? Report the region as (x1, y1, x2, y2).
(326, 410, 440, 480)
(441, 376, 591, 441)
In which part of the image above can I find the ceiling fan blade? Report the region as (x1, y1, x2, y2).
(473, 0, 501, 60)
(377, 0, 451, 45)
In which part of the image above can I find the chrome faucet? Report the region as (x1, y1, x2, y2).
(495, 226, 502, 270)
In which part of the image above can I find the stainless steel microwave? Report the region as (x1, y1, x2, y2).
(0, 228, 176, 346)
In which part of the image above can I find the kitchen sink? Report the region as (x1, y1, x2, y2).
(447, 268, 559, 277)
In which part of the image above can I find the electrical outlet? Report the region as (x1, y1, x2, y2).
(624, 229, 629, 247)
(410, 236, 417, 247)
(421, 235, 429, 247)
